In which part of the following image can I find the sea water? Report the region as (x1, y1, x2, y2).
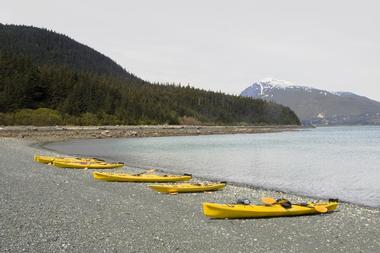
(44, 126, 380, 207)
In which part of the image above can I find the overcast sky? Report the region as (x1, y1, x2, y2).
(2, 0, 380, 100)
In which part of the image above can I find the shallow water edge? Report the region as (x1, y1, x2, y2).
(39, 126, 380, 208)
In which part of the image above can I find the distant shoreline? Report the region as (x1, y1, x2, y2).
(0, 125, 303, 142)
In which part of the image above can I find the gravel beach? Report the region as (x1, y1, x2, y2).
(1, 137, 379, 253)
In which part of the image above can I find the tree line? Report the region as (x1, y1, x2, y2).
(0, 52, 299, 125)
(0, 24, 300, 126)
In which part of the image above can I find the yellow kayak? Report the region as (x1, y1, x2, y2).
(148, 182, 226, 193)
(93, 172, 192, 182)
(53, 160, 124, 169)
(34, 155, 103, 164)
(202, 201, 338, 219)
(34, 155, 65, 164)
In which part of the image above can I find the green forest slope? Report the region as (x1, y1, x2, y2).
(0, 24, 300, 126)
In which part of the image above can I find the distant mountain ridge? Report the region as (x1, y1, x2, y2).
(241, 79, 380, 125)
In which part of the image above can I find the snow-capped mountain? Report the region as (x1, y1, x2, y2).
(241, 79, 380, 125)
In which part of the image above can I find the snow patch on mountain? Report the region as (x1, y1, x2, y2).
(258, 82, 264, 95)
(242, 78, 353, 98)
(241, 78, 318, 98)
(333, 91, 356, 97)
(260, 78, 295, 87)
(258, 78, 316, 92)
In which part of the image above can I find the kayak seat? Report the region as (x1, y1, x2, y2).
(277, 199, 292, 209)
(237, 198, 251, 205)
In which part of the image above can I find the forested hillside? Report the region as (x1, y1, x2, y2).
(0, 24, 300, 126)
(0, 24, 135, 80)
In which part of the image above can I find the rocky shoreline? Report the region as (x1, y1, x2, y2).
(0, 125, 301, 141)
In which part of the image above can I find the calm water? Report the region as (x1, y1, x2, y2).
(44, 126, 380, 207)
